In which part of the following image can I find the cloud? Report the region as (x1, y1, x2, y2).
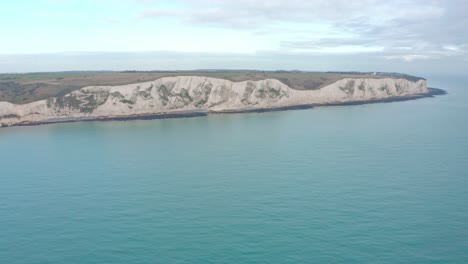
(138, 9, 180, 19)
(384, 55, 432, 62)
(1, 0, 467, 74)
(134, 0, 468, 60)
(136, 0, 444, 28)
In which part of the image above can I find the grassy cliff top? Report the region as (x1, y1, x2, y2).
(0, 70, 424, 104)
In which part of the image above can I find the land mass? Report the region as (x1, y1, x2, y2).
(0, 71, 446, 127)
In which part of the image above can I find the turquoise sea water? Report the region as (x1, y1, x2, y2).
(1, 75, 467, 263)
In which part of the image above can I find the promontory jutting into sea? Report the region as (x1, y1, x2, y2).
(0, 71, 445, 127)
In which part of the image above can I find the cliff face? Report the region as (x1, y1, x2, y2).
(0, 76, 428, 126)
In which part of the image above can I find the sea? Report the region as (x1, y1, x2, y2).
(0, 74, 467, 263)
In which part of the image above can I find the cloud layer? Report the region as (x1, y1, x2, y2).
(1, 0, 467, 74)
(136, 0, 468, 60)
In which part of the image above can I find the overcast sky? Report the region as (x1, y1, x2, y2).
(1, 0, 467, 75)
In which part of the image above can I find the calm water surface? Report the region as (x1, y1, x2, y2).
(1, 75, 467, 263)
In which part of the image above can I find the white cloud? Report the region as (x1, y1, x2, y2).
(133, 0, 467, 60)
(384, 55, 432, 62)
(1, 0, 468, 73)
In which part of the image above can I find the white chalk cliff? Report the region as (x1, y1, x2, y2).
(0, 76, 428, 126)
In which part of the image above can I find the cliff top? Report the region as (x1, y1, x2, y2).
(0, 70, 424, 104)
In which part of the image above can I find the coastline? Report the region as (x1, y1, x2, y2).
(2, 88, 447, 128)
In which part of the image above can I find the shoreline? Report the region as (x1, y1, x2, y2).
(3, 88, 447, 128)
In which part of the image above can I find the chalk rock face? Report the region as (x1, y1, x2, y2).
(0, 76, 428, 126)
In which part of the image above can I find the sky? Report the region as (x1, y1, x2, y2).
(1, 0, 467, 75)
